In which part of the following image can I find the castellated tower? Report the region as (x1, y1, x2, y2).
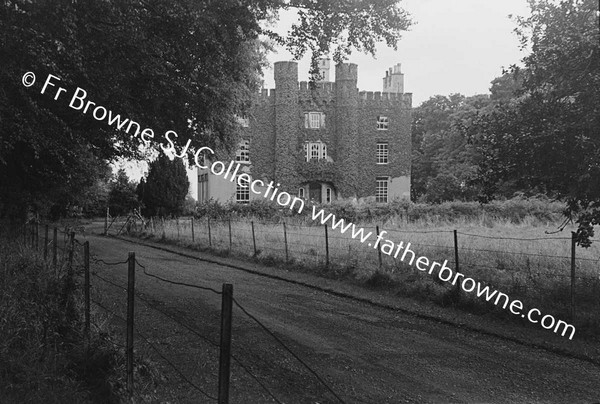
(383, 63, 404, 93)
(273, 61, 300, 192)
(334, 63, 359, 199)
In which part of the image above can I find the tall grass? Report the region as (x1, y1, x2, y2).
(127, 197, 600, 338)
(0, 228, 145, 402)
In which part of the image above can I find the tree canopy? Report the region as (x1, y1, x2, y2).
(466, 0, 600, 244)
(0, 0, 413, 219)
(139, 155, 189, 217)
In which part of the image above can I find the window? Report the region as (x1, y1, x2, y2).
(376, 177, 389, 203)
(304, 141, 328, 161)
(377, 116, 389, 130)
(326, 187, 332, 203)
(235, 140, 250, 163)
(236, 175, 250, 204)
(304, 112, 325, 129)
(298, 187, 305, 198)
(198, 173, 209, 202)
(376, 142, 389, 164)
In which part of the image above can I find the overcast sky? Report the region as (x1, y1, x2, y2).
(262, 0, 532, 106)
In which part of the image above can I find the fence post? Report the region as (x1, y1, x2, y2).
(283, 221, 289, 262)
(324, 224, 329, 267)
(453, 230, 460, 273)
(251, 221, 257, 256)
(126, 252, 136, 397)
(191, 217, 195, 243)
(151, 217, 155, 235)
(218, 283, 233, 404)
(208, 218, 212, 247)
(104, 207, 109, 236)
(44, 224, 49, 261)
(68, 231, 75, 271)
(161, 217, 166, 239)
(376, 225, 382, 268)
(84, 241, 90, 341)
(571, 231, 576, 322)
(453, 230, 461, 298)
(177, 218, 180, 240)
(228, 219, 232, 253)
(52, 227, 58, 269)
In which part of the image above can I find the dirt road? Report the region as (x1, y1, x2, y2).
(85, 234, 600, 403)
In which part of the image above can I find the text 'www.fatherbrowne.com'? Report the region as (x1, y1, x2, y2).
(310, 206, 576, 340)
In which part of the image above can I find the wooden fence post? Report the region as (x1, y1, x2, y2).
(251, 221, 257, 256)
(52, 227, 58, 269)
(191, 217, 195, 243)
(453, 230, 460, 273)
(104, 207, 109, 236)
(571, 232, 576, 322)
(44, 224, 49, 261)
(228, 219, 232, 253)
(376, 225, 382, 268)
(84, 241, 90, 341)
(208, 218, 212, 247)
(324, 224, 329, 267)
(283, 221, 289, 262)
(126, 252, 136, 397)
(68, 231, 75, 271)
(218, 283, 233, 404)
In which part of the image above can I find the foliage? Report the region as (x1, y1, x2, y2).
(467, 0, 600, 245)
(1, 0, 412, 220)
(141, 155, 189, 217)
(108, 169, 139, 216)
(411, 94, 489, 202)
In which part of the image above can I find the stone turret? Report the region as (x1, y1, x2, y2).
(335, 63, 359, 198)
(273, 61, 299, 190)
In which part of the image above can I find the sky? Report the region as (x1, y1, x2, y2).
(262, 0, 532, 106)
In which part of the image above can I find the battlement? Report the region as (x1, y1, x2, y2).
(299, 81, 335, 92)
(358, 91, 412, 107)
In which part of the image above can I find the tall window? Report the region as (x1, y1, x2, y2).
(298, 187, 305, 198)
(376, 177, 389, 203)
(198, 173, 208, 202)
(376, 142, 389, 164)
(236, 175, 250, 204)
(304, 112, 325, 129)
(235, 140, 250, 163)
(305, 141, 327, 161)
(326, 187, 332, 203)
(376, 116, 389, 130)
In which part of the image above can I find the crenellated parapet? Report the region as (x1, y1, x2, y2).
(358, 91, 412, 108)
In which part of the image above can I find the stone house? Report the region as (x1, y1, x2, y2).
(196, 60, 412, 204)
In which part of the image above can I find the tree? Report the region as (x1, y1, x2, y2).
(1, 0, 413, 220)
(411, 94, 487, 202)
(467, 0, 600, 244)
(108, 170, 140, 216)
(141, 155, 189, 217)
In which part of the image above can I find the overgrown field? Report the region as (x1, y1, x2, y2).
(125, 197, 600, 339)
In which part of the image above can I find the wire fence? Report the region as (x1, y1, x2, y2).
(113, 215, 600, 330)
(17, 221, 346, 402)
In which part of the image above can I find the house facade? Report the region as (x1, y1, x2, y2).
(197, 60, 412, 204)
